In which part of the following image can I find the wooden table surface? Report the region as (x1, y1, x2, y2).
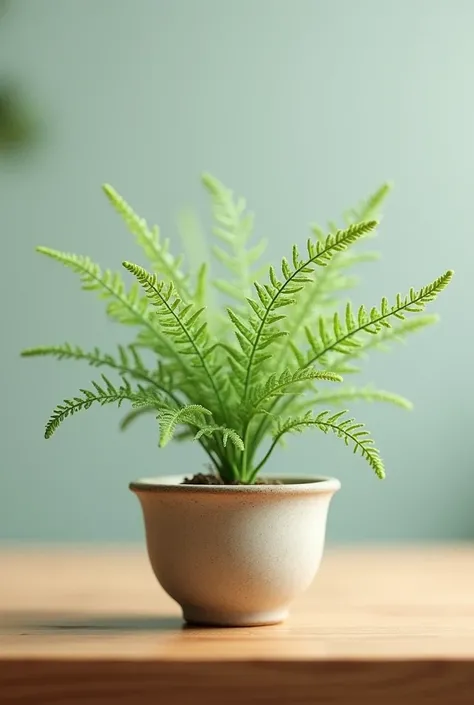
(1, 545, 474, 704)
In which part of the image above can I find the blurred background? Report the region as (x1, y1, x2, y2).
(0, 0, 471, 543)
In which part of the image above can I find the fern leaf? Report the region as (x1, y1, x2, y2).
(343, 182, 392, 225)
(238, 220, 378, 401)
(121, 405, 203, 443)
(103, 184, 190, 298)
(44, 376, 168, 439)
(252, 276, 442, 455)
(20, 342, 161, 388)
(194, 262, 208, 309)
(249, 384, 411, 458)
(202, 173, 267, 303)
(122, 261, 227, 416)
(295, 386, 412, 411)
(36, 247, 148, 322)
(35, 247, 185, 366)
(284, 183, 391, 359)
(271, 410, 385, 479)
(177, 208, 221, 322)
(194, 425, 245, 451)
(122, 262, 208, 359)
(250, 367, 342, 413)
(157, 404, 213, 447)
(324, 314, 439, 373)
(306, 272, 453, 368)
(273, 251, 380, 368)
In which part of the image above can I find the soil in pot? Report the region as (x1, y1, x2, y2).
(182, 472, 283, 486)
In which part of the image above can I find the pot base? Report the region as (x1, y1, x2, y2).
(182, 605, 289, 628)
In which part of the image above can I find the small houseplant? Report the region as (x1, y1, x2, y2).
(23, 175, 452, 626)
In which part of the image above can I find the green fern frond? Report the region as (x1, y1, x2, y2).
(21, 343, 148, 383)
(305, 272, 453, 367)
(299, 386, 412, 411)
(289, 183, 391, 350)
(273, 252, 380, 371)
(177, 209, 220, 317)
(288, 314, 439, 373)
(249, 367, 342, 413)
(252, 410, 385, 480)
(325, 314, 439, 373)
(122, 261, 228, 416)
(20, 344, 186, 409)
(202, 173, 267, 303)
(45, 375, 168, 439)
(36, 247, 150, 324)
(177, 208, 209, 269)
(194, 425, 245, 451)
(103, 184, 191, 298)
(233, 220, 378, 401)
(194, 262, 208, 309)
(158, 404, 213, 447)
(35, 247, 183, 365)
(122, 262, 209, 359)
(252, 384, 411, 456)
(343, 183, 392, 225)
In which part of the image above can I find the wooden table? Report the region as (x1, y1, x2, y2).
(1, 546, 473, 704)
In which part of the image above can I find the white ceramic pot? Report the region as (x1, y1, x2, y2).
(130, 475, 340, 627)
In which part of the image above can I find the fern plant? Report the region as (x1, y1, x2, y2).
(22, 174, 453, 484)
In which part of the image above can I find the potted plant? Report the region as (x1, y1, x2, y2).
(22, 174, 452, 626)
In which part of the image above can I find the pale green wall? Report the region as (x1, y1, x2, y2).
(1, 0, 472, 542)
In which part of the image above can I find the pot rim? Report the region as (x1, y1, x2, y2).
(129, 474, 341, 495)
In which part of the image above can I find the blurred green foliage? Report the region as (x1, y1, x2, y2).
(0, 82, 37, 153)
(0, 3, 38, 154)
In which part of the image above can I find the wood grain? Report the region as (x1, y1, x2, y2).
(1, 545, 474, 704)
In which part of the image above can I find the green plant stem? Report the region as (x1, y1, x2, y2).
(247, 418, 275, 467)
(248, 438, 279, 483)
(239, 424, 252, 481)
